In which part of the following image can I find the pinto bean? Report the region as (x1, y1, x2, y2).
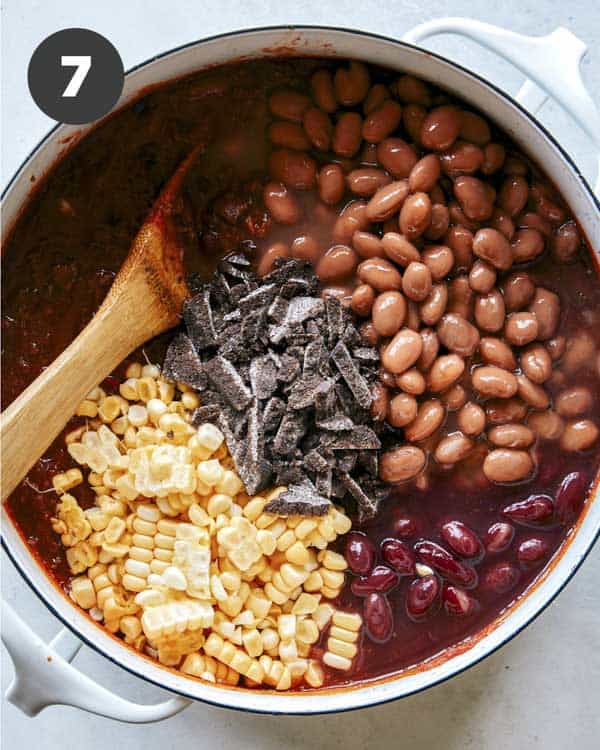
(381, 328, 423, 373)
(395, 74, 432, 106)
(556, 386, 593, 418)
(426, 354, 465, 392)
(380, 445, 426, 483)
(419, 283, 448, 325)
(268, 121, 311, 151)
(454, 176, 495, 222)
(372, 291, 407, 336)
(440, 141, 484, 176)
(490, 208, 516, 241)
(531, 181, 566, 224)
(474, 289, 506, 333)
(516, 374, 550, 409)
(562, 331, 595, 373)
(347, 168, 392, 197)
(310, 69, 337, 113)
(472, 227, 512, 270)
(448, 201, 481, 233)
(269, 89, 311, 121)
(402, 262, 433, 302)
(546, 335, 566, 361)
(381, 232, 420, 267)
(479, 337, 517, 370)
(388, 392, 419, 427)
(424, 204, 450, 241)
(333, 112, 364, 157)
(379, 368, 397, 388)
(358, 257, 403, 291)
(369, 381, 390, 423)
(359, 320, 380, 347)
(396, 368, 426, 395)
(351, 284, 376, 317)
(363, 83, 390, 115)
(421, 106, 462, 151)
(483, 450, 534, 483)
(518, 211, 552, 237)
(318, 163, 346, 205)
(442, 384, 467, 411)
(402, 104, 427, 144)
(488, 424, 535, 449)
(481, 142, 506, 175)
(551, 220, 581, 263)
(486, 398, 527, 425)
(399, 192, 432, 239)
(458, 402, 486, 436)
(459, 111, 491, 145)
(445, 225, 474, 271)
(418, 328, 440, 372)
(559, 420, 599, 452)
(377, 138, 419, 178)
(501, 272, 535, 311)
(409, 154, 441, 192)
(263, 181, 302, 224)
(520, 344, 552, 384)
(511, 228, 545, 263)
(527, 410, 564, 440)
(527, 286, 560, 341)
(435, 432, 474, 464)
(333, 200, 369, 243)
(366, 181, 410, 221)
(504, 312, 539, 346)
(405, 399, 446, 442)
(291, 235, 321, 265)
(472, 366, 518, 399)
(405, 300, 421, 331)
(421, 245, 454, 281)
(334, 61, 370, 106)
(447, 276, 474, 320)
(469, 260, 496, 294)
(499, 175, 529, 216)
(437, 313, 480, 356)
(362, 99, 403, 143)
(316, 244, 358, 281)
(258, 242, 289, 276)
(352, 231, 383, 259)
(302, 107, 333, 151)
(269, 149, 317, 189)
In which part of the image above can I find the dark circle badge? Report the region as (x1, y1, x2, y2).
(28, 28, 124, 125)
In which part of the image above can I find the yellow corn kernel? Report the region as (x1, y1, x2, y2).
(320, 585, 339, 599)
(327, 637, 357, 660)
(303, 571, 323, 592)
(280, 563, 309, 590)
(76, 400, 98, 418)
(291, 593, 320, 616)
(207, 493, 232, 517)
(256, 529, 277, 556)
(104, 516, 126, 544)
(120, 615, 142, 641)
(119, 378, 139, 400)
(318, 517, 336, 542)
(101, 542, 130, 559)
(122, 573, 147, 592)
(221, 570, 242, 592)
(319, 550, 348, 571)
(215, 469, 243, 497)
(137, 377, 158, 402)
(320, 568, 345, 589)
(243, 497, 266, 522)
(247, 590, 271, 620)
(329, 625, 359, 644)
(277, 614, 296, 641)
(71, 577, 96, 609)
(285, 540, 309, 565)
(264, 582, 288, 606)
(278, 639, 297, 663)
(331, 508, 352, 535)
(305, 660, 324, 688)
(242, 629, 263, 658)
(296, 618, 320, 645)
(332, 611, 362, 632)
(276, 529, 296, 552)
(125, 362, 142, 379)
(294, 519, 318, 540)
(313, 604, 335, 630)
(181, 391, 200, 410)
(323, 652, 352, 671)
(98, 396, 122, 423)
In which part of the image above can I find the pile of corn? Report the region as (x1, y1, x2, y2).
(50, 362, 362, 690)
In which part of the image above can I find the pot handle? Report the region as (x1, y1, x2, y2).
(403, 18, 600, 197)
(1, 599, 190, 722)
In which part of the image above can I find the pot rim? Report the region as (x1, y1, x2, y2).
(2, 23, 599, 716)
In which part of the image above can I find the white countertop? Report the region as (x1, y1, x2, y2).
(2, 1, 599, 747)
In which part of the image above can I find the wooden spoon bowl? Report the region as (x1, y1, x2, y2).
(1, 145, 203, 499)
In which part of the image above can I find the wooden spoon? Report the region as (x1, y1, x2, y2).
(1, 145, 203, 499)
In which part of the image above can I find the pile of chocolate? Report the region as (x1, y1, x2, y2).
(163, 255, 388, 520)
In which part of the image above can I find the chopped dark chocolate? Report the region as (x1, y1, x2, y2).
(191, 404, 222, 425)
(288, 376, 335, 410)
(262, 397, 286, 433)
(331, 341, 372, 409)
(329, 425, 381, 451)
(249, 355, 278, 400)
(162, 333, 206, 389)
(316, 414, 356, 432)
(272, 411, 307, 455)
(182, 291, 217, 351)
(264, 479, 331, 516)
(204, 356, 253, 411)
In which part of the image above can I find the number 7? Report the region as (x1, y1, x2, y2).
(61, 55, 92, 97)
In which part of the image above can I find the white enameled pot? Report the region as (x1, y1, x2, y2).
(2, 20, 599, 722)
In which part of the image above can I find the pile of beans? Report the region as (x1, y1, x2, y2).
(255, 60, 600, 490)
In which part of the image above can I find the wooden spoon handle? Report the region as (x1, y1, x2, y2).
(0, 263, 163, 500)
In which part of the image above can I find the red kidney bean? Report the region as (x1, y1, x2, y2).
(512, 228, 545, 263)
(364, 592, 394, 643)
(481, 561, 520, 593)
(397, 369, 426, 397)
(381, 538, 417, 575)
(351, 565, 399, 596)
(469, 260, 496, 294)
(347, 168, 392, 197)
(395, 74, 432, 106)
(481, 142, 506, 175)
(269, 148, 317, 190)
(414, 541, 478, 588)
(503, 495, 554, 526)
(394, 516, 419, 537)
(485, 522, 515, 553)
(333, 112, 364, 157)
(474, 289, 506, 333)
(380, 445, 426, 482)
(502, 272, 536, 311)
(472, 227, 512, 270)
(499, 175, 529, 216)
(399, 192, 432, 240)
(358, 257, 403, 291)
(440, 521, 483, 559)
(268, 120, 311, 151)
(363, 83, 390, 115)
(269, 89, 311, 121)
(445, 225, 474, 270)
(310, 69, 337, 113)
(437, 313, 480, 356)
(546, 335, 566, 361)
(302, 107, 333, 151)
(366, 180, 410, 221)
(517, 538, 549, 566)
(442, 584, 478, 616)
(334, 61, 370, 106)
(440, 141, 484, 176)
(318, 163, 345, 205)
(555, 471, 587, 525)
(345, 531, 375, 575)
(377, 138, 418, 178)
(551, 220, 580, 263)
(316, 244, 358, 281)
(527, 287, 560, 340)
(406, 575, 441, 620)
(263, 181, 302, 224)
(381, 232, 420, 267)
(362, 99, 403, 143)
(490, 208, 516, 240)
(454, 176, 495, 221)
(291, 235, 321, 265)
(409, 154, 441, 192)
(421, 106, 462, 151)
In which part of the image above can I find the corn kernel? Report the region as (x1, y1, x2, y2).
(323, 652, 352, 671)
(197, 460, 224, 487)
(125, 363, 142, 378)
(243, 497, 266, 521)
(207, 493, 232, 517)
(120, 615, 142, 640)
(313, 604, 335, 630)
(119, 379, 139, 400)
(321, 568, 345, 589)
(76, 400, 98, 418)
(332, 611, 362, 631)
(327, 637, 357, 660)
(330, 626, 359, 643)
(296, 619, 319, 645)
(71, 577, 96, 609)
(137, 377, 158, 402)
(98, 396, 122, 423)
(141, 364, 160, 379)
(320, 550, 347, 571)
(104, 516, 126, 544)
(305, 660, 324, 688)
(294, 519, 318, 540)
(181, 391, 200, 410)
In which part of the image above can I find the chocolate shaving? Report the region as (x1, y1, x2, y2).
(162, 333, 206, 389)
(264, 479, 331, 516)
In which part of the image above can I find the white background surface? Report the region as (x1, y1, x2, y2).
(1, 1, 599, 748)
